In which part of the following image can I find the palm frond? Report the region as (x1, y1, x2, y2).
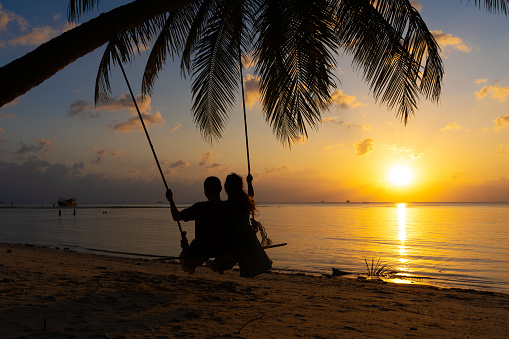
(254, 0, 338, 146)
(142, 3, 202, 97)
(180, 0, 216, 77)
(466, 0, 509, 15)
(335, 0, 443, 123)
(68, 0, 101, 22)
(190, 0, 248, 143)
(94, 16, 167, 104)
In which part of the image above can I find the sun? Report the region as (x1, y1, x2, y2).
(388, 165, 413, 186)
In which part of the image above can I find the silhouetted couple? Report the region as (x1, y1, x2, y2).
(166, 173, 271, 277)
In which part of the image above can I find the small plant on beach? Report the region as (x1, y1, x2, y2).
(364, 257, 393, 278)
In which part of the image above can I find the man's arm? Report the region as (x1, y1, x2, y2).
(166, 189, 182, 221)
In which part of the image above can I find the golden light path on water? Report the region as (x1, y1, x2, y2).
(390, 203, 412, 285)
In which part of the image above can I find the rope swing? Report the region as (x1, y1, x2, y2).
(238, 48, 272, 247)
(113, 48, 189, 251)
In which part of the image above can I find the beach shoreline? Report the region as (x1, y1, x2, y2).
(1, 242, 508, 338)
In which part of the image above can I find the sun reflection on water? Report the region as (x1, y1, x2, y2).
(396, 203, 410, 273)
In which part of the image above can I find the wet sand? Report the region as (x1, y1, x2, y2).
(1, 242, 508, 338)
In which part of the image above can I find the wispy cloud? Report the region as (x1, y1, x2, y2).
(15, 139, 60, 157)
(171, 122, 181, 131)
(440, 122, 464, 131)
(497, 144, 508, 155)
(321, 116, 371, 130)
(91, 147, 124, 164)
(69, 94, 167, 132)
(0, 4, 75, 48)
(474, 78, 487, 84)
(0, 112, 15, 119)
(330, 90, 363, 109)
(199, 151, 213, 166)
(475, 85, 509, 101)
(431, 30, 471, 54)
(243, 74, 260, 109)
(382, 145, 423, 161)
(91, 147, 108, 164)
(355, 138, 374, 156)
(494, 115, 509, 132)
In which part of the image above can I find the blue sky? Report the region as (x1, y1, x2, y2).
(1, 0, 509, 204)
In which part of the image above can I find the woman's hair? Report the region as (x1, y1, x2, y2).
(225, 173, 256, 214)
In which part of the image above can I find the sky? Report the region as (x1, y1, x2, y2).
(1, 0, 509, 204)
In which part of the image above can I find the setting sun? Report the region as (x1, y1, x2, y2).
(388, 165, 413, 186)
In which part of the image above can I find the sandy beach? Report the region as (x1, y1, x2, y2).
(1, 242, 508, 338)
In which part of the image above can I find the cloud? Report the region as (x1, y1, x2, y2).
(91, 147, 108, 164)
(263, 165, 289, 175)
(68, 94, 167, 132)
(67, 100, 98, 118)
(497, 144, 508, 155)
(169, 160, 190, 169)
(330, 90, 363, 109)
(165, 160, 191, 175)
(15, 139, 60, 157)
(0, 4, 28, 33)
(242, 52, 257, 69)
(0, 112, 15, 119)
(451, 171, 463, 179)
(475, 86, 509, 101)
(440, 122, 463, 131)
(7, 25, 62, 47)
(111, 149, 124, 158)
(322, 116, 371, 129)
(243, 74, 260, 109)
(128, 169, 141, 177)
(199, 151, 213, 166)
(474, 79, 487, 84)
(410, 1, 422, 11)
(321, 116, 344, 124)
(494, 115, 509, 132)
(382, 144, 423, 161)
(0, 2, 76, 48)
(355, 138, 374, 156)
(431, 30, 471, 53)
(204, 163, 230, 173)
(110, 111, 165, 132)
(171, 122, 181, 131)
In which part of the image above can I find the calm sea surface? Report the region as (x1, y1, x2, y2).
(1, 202, 508, 294)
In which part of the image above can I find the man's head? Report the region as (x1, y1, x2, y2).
(204, 176, 222, 200)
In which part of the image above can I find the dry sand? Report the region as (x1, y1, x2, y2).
(1, 242, 508, 338)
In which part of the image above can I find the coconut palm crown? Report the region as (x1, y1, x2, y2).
(0, 0, 507, 146)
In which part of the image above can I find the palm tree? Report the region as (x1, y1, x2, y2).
(0, 0, 507, 145)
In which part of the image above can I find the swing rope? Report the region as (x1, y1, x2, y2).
(113, 48, 189, 250)
(238, 48, 272, 247)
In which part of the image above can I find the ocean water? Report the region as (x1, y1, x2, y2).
(1, 202, 508, 294)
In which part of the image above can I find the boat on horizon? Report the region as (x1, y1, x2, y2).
(57, 198, 77, 207)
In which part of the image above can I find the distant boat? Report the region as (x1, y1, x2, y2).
(57, 198, 77, 207)
(346, 200, 350, 203)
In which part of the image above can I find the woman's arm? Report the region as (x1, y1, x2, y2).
(166, 189, 182, 221)
(246, 174, 254, 198)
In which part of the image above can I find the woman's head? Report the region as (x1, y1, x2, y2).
(224, 173, 243, 196)
(224, 173, 256, 213)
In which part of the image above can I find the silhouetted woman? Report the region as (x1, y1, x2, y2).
(222, 173, 271, 277)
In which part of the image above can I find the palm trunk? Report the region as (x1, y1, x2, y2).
(0, 0, 198, 108)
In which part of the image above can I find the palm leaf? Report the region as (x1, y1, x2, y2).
(190, 0, 248, 143)
(67, 0, 101, 22)
(467, 0, 509, 14)
(335, 0, 443, 123)
(254, 0, 338, 146)
(94, 16, 167, 104)
(142, 3, 202, 97)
